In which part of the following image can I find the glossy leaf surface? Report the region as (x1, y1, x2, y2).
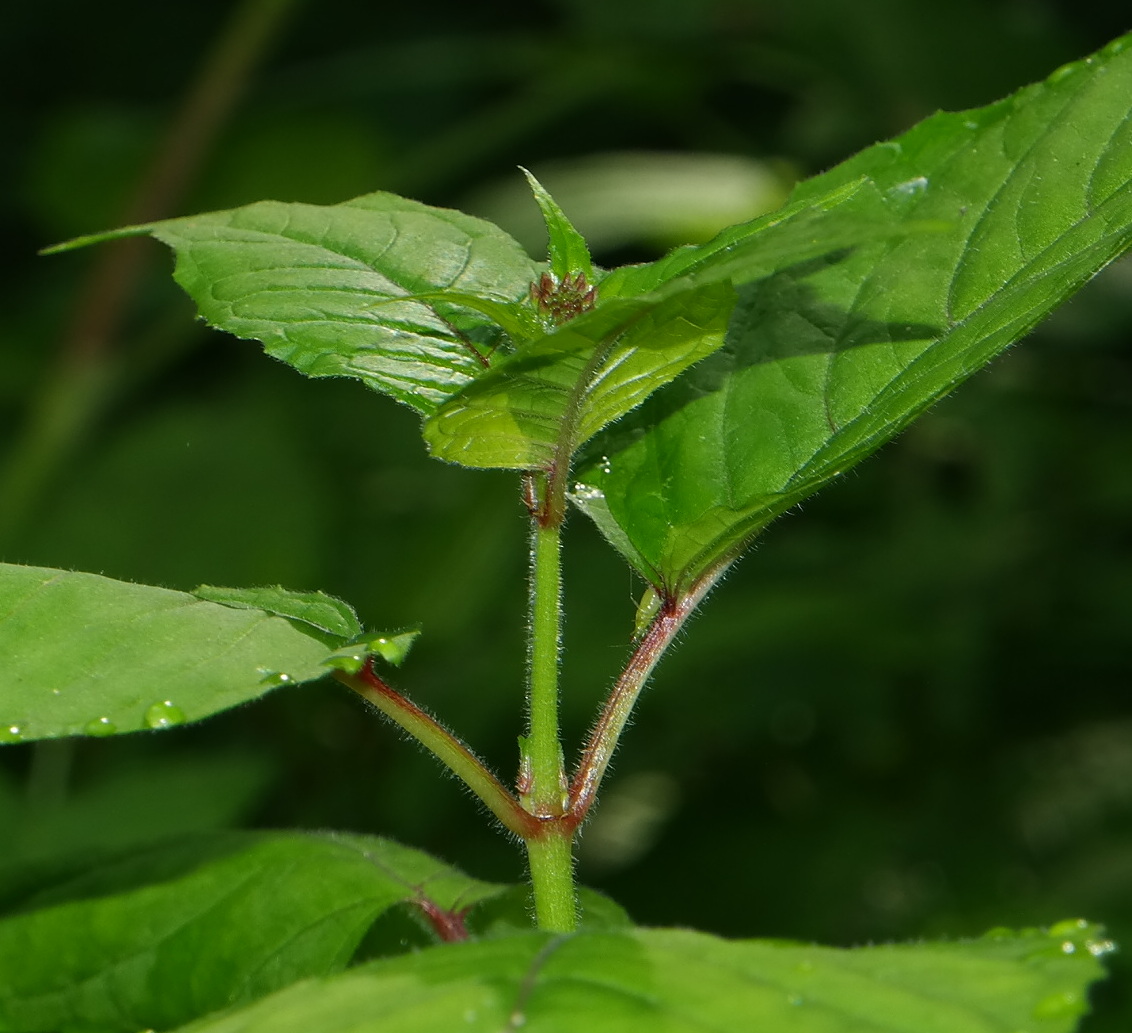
(573, 34, 1132, 591)
(0, 832, 504, 1033)
(0, 564, 364, 740)
(47, 193, 540, 414)
(174, 921, 1110, 1033)
(424, 180, 895, 471)
(424, 282, 734, 469)
(192, 584, 362, 639)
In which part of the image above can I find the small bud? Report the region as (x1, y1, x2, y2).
(529, 270, 597, 325)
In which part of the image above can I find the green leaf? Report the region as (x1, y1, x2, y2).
(360, 629, 420, 667)
(46, 192, 540, 415)
(192, 584, 362, 639)
(0, 563, 367, 741)
(424, 281, 735, 469)
(521, 167, 594, 280)
(322, 628, 421, 675)
(0, 831, 506, 1033)
(168, 921, 1111, 1033)
(574, 33, 1132, 592)
(423, 177, 936, 473)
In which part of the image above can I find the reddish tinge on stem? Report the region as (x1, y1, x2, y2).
(342, 567, 722, 842)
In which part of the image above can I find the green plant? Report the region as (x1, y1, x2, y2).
(2, 30, 1131, 1032)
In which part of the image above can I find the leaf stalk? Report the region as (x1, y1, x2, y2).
(566, 566, 726, 828)
(336, 663, 538, 839)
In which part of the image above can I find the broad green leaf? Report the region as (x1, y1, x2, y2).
(424, 282, 735, 469)
(192, 584, 362, 639)
(0, 563, 373, 741)
(0, 831, 506, 1033)
(574, 33, 1132, 592)
(424, 178, 937, 472)
(171, 921, 1111, 1033)
(46, 193, 540, 415)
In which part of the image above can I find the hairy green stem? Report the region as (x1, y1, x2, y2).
(525, 519, 567, 818)
(525, 829, 577, 932)
(335, 664, 537, 840)
(522, 505, 577, 931)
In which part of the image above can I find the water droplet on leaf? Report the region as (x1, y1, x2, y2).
(144, 701, 186, 729)
(570, 483, 605, 503)
(1086, 938, 1116, 957)
(362, 629, 419, 667)
(892, 176, 928, 196)
(322, 652, 365, 674)
(258, 670, 293, 687)
(84, 717, 118, 737)
(0, 724, 25, 743)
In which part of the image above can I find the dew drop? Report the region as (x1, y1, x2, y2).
(892, 176, 929, 196)
(84, 717, 118, 737)
(258, 670, 294, 687)
(1047, 61, 1080, 85)
(1060, 940, 1076, 954)
(570, 483, 606, 503)
(144, 701, 186, 729)
(1087, 938, 1117, 958)
(599, 455, 613, 475)
(0, 724, 25, 743)
(322, 653, 365, 675)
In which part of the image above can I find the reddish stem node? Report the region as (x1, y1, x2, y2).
(416, 898, 471, 943)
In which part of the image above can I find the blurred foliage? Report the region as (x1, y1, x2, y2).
(1, 0, 1130, 1028)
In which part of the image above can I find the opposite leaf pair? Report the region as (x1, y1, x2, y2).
(50, 35, 1132, 606)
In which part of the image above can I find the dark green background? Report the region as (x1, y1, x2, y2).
(2, 1, 1130, 1028)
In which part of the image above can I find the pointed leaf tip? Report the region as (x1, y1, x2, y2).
(576, 31, 1132, 591)
(521, 166, 594, 281)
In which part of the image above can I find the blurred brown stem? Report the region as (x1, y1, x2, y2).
(0, 0, 299, 545)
